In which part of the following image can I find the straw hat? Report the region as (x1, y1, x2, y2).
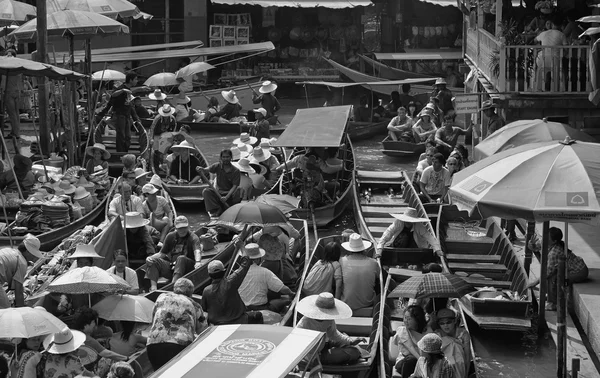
(249, 163, 267, 176)
(436, 308, 457, 321)
(85, 143, 110, 160)
(253, 108, 267, 117)
(259, 80, 278, 94)
(171, 140, 196, 151)
(230, 146, 249, 161)
(417, 333, 443, 354)
(236, 142, 253, 154)
(341, 233, 372, 253)
(233, 133, 257, 146)
(148, 89, 167, 101)
(244, 243, 265, 259)
(67, 244, 104, 260)
(221, 90, 239, 104)
(175, 93, 191, 104)
(142, 183, 159, 195)
(250, 146, 271, 163)
(480, 100, 498, 111)
(58, 180, 76, 195)
(390, 208, 429, 223)
(76, 345, 98, 366)
(158, 104, 175, 117)
(297, 292, 352, 320)
(149, 174, 163, 188)
(232, 158, 256, 174)
(123, 212, 150, 229)
(23, 234, 42, 259)
(73, 187, 91, 200)
(43, 329, 86, 355)
(435, 78, 447, 86)
(134, 168, 150, 180)
(175, 215, 189, 229)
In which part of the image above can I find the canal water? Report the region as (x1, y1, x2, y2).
(181, 128, 557, 378)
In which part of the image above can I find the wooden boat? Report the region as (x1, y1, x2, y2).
(381, 136, 427, 157)
(94, 122, 150, 177)
(359, 54, 434, 80)
(178, 120, 286, 135)
(348, 120, 389, 141)
(436, 205, 533, 331)
(0, 178, 117, 250)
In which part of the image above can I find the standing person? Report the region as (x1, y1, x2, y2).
(419, 153, 451, 203)
(339, 234, 379, 313)
(96, 72, 141, 152)
(480, 100, 505, 138)
(252, 81, 281, 124)
(534, 17, 567, 91)
(0, 235, 42, 308)
(431, 78, 454, 114)
(434, 116, 472, 158)
(3, 49, 25, 143)
(198, 149, 241, 219)
(106, 249, 139, 295)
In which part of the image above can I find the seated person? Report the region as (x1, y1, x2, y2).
(198, 149, 241, 219)
(435, 308, 471, 378)
(124, 212, 157, 260)
(392, 305, 431, 378)
(340, 234, 379, 313)
(298, 156, 328, 208)
(419, 153, 451, 203)
(108, 183, 144, 220)
(247, 108, 270, 145)
(353, 95, 371, 122)
(387, 107, 414, 141)
(67, 244, 105, 268)
(133, 96, 152, 119)
(0, 154, 35, 196)
(73, 307, 127, 363)
(415, 147, 438, 185)
(145, 216, 202, 291)
(141, 183, 173, 243)
(108, 321, 147, 357)
(435, 116, 472, 158)
(214, 90, 242, 121)
(106, 249, 139, 295)
(84, 143, 110, 179)
(375, 208, 442, 256)
(412, 111, 438, 143)
(204, 96, 220, 122)
(168, 141, 203, 184)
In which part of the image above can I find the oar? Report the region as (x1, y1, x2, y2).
(245, 78, 262, 97)
(309, 203, 319, 242)
(227, 224, 250, 276)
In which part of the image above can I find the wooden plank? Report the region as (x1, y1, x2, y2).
(446, 226, 494, 243)
(362, 205, 408, 214)
(365, 217, 395, 224)
(448, 262, 507, 273)
(356, 170, 405, 180)
(369, 226, 388, 235)
(336, 317, 373, 337)
(463, 278, 512, 289)
(389, 267, 423, 279)
(446, 254, 501, 263)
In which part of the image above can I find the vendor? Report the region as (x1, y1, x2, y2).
(252, 81, 281, 125)
(213, 90, 242, 121)
(0, 154, 35, 196)
(198, 149, 241, 219)
(85, 143, 110, 179)
(0, 234, 43, 308)
(123, 212, 157, 261)
(169, 141, 203, 184)
(147, 89, 168, 113)
(66, 244, 105, 268)
(247, 108, 271, 145)
(133, 96, 152, 119)
(106, 249, 139, 295)
(376, 208, 442, 258)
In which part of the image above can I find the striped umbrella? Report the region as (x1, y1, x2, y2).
(48, 266, 131, 294)
(388, 273, 474, 299)
(212, 202, 293, 229)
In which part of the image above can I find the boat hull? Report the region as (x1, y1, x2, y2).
(179, 120, 286, 135)
(359, 54, 434, 80)
(348, 120, 389, 141)
(163, 182, 209, 204)
(381, 137, 426, 157)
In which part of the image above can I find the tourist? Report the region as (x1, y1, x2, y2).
(534, 17, 567, 92)
(434, 116, 472, 158)
(73, 307, 127, 362)
(445, 156, 460, 177)
(145, 215, 202, 292)
(376, 208, 442, 256)
(435, 308, 471, 378)
(387, 107, 414, 141)
(147, 278, 204, 370)
(431, 78, 454, 114)
(107, 361, 135, 378)
(480, 100, 505, 138)
(237, 243, 295, 312)
(0, 154, 35, 196)
(85, 143, 110, 178)
(43, 328, 93, 378)
(106, 249, 139, 295)
(393, 305, 430, 378)
(198, 149, 241, 219)
(302, 241, 343, 299)
(108, 322, 147, 357)
(252, 81, 281, 124)
(415, 147, 438, 183)
(142, 183, 173, 243)
(169, 141, 203, 184)
(419, 153, 451, 203)
(123, 212, 156, 260)
(67, 244, 105, 268)
(214, 90, 242, 121)
(0, 234, 42, 308)
(340, 234, 379, 313)
(407, 101, 419, 118)
(411, 333, 455, 378)
(412, 111, 438, 143)
(296, 292, 366, 364)
(148, 174, 164, 193)
(108, 183, 144, 220)
(248, 108, 271, 144)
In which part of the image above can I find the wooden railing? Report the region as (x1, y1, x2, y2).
(465, 28, 591, 94)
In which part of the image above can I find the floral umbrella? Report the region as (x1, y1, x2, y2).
(0, 0, 35, 26)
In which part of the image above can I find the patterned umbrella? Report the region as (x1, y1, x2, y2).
(47, 0, 141, 19)
(388, 273, 474, 299)
(48, 266, 131, 294)
(211, 202, 293, 229)
(0, 307, 67, 338)
(144, 72, 178, 87)
(92, 69, 125, 81)
(92, 294, 154, 323)
(0, 0, 35, 25)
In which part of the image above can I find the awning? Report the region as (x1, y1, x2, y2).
(210, 0, 372, 8)
(0, 56, 85, 81)
(374, 50, 463, 61)
(274, 105, 352, 148)
(296, 77, 437, 87)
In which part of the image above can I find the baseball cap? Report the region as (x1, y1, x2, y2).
(253, 108, 267, 117)
(208, 260, 225, 274)
(174, 215, 189, 229)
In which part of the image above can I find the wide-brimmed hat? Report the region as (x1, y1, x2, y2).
(149, 174, 163, 188)
(253, 108, 267, 117)
(171, 140, 196, 151)
(341, 233, 372, 253)
(297, 292, 352, 320)
(236, 142, 253, 154)
(437, 308, 457, 321)
(123, 212, 150, 229)
(67, 244, 105, 260)
(23, 234, 43, 259)
(73, 187, 91, 200)
(232, 158, 256, 174)
(158, 104, 175, 117)
(244, 243, 266, 259)
(435, 78, 447, 85)
(221, 90, 239, 104)
(76, 345, 98, 366)
(142, 183, 159, 195)
(58, 180, 76, 195)
(259, 80, 278, 94)
(233, 133, 257, 146)
(480, 99, 498, 111)
(249, 162, 267, 176)
(230, 146, 249, 161)
(148, 89, 167, 101)
(133, 168, 150, 180)
(85, 143, 111, 160)
(43, 329, 86, 355)
(175, 93, 191, 104)
(390, 208, 429, 223)
(419, 111, 432, 119)
(249, 146, 270, 163)
(175, 215, 189, 229)
(417, 333, 443, 354)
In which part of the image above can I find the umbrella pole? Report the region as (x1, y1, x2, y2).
(119, 179, 129, 258)
(538, 221, 550, 329)
(85, 39, 93, 162)
(556, 222, 568, 378)
(309, 203, 318, 242)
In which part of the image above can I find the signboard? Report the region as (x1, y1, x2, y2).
(454, 93, 479, 114)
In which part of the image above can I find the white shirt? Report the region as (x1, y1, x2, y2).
(109, 194, 144, 217)
(106, 266, 139, 292)
(238, 264, 284, 307)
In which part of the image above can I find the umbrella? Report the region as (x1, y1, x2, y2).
(0, 56, 85, 80)
(92, 69, 124, 81)
(388, 273, 474, 299)
(211, 202, 293, 229)
(0, 0, 35, 25)
(92, 294, 154, 323)
(0, 307, 67, 338)
(255, 194, 301, 215)
(47, 0, 141, 19)
(449, 138, 600, 225)
(474, 119, 597, 160)
(175, 62, 215, 79)
(144, 72, 178, 87)
(0, 24, 17, 37)
(48, 266, 131, 294)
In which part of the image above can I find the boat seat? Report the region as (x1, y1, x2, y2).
(448, 262, 507, 274)
(157, 277, 170, 288)
(362, 205, 408, 214)
(446, 254, 501, 263)
(388, 267, 422, 280)
(336, 317, 373, 337)
(464, 277, 512, 289)
(382, 248, 434, 266)
(365, 217, 395, 225)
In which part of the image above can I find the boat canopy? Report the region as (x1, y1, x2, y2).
(209, 0, 372, 8)
(273, 105, 352, 148)
(296, 77, 437, 87)
(0, 56, 85, 80)
(374, 50, 463, 61)
(150, 324, 324, 378)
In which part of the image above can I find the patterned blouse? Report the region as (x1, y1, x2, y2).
(147, 292, 198, 346)
(44, 353, 84, 378)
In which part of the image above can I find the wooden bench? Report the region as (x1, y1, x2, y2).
(336, 317, 373, 337)
(448, 262, 507, 274)
(446, 254, 501, 263)
(464, 277, 512, 289)
(382, 248, 434, 266)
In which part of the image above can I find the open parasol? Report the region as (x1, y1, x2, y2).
(210, 202, 293, 230)
(388, 273, 474, 299)
(92, 294, 154, 323)
(0, 307, 67, 338)
(175, 62, 215, 79)
(47, 0, 142, 19)
(0, 56, 85, 80)
(92, 68, 125, 81)
(0, 0, 35, 25)
(255, 194, 301, 215)
(48, 266, 131, 294)
(144, 72, 178, 87)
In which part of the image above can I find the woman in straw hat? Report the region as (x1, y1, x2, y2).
(412, 110, 438, 143)
(213, 90, 242, 121)
(251, 81, 281, 125)
(296, 292, 366, 365)
(410, 333, 454, 378)
(123, 212, 156, 260)
(232, 157, 256, 201)
(168, 141, 203, 185)
(42, 328, 91, 378)
(84, 143, 110, 177)
(376, 208, 442, 258)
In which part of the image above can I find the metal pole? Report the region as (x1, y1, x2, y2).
(539, 221, 550, 327)
(36, 0, 50, 156)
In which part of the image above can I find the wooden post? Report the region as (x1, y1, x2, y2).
(539, 221, 549, 327)
(523, 221, 535, 275)
(36, 0, 49, 157)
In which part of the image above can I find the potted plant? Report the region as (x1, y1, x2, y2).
(535, 0, 555, 14)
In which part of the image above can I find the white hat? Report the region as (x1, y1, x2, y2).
(244, 243, 266, 259)
(123, 212, 150, 229)
(85, 143, 111, 160)
(232, 158, 256, 174)
(249, 146, 270, 163)
(233, 133, 257, 146)
(341, 233, 372, 253)
(158, 104, 175, 117)
(148, 89, 167, 101)
(259, 81, 278, 94)
(67, 244, 104, 260)
(142, 183, 159, 195)
(57, 180, 76, 195)
(253, 108, 267, 117)
(73, 187, 91, 201)
(390, 208, 430, 223)
(43, 329, 86, 355)
(134, 168, 150, 180)
(230, 146, 249, 161)
(171, 140, 196, 151)
(175, 93, 191, 104)
(435, 78, 447, 85)
(297, 292, 352, 320)
(149, 174, 163, 188)
(221, 90, 239, 104)
(175, 215, 189, 229)
(236, 142, 253, 154)
(23, 234, 42, 259)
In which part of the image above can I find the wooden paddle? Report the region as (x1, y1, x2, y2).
(226, 224, 250, 276)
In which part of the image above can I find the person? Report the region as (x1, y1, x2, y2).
(3, 49, 26, 143)
(174, 93, 195, 122)
(169, 141, 203, 184)
(387, 91, 402, 116)
(302, 241, 343, 298)
(411, 333, 454, 378)
(399, 84, 416, 107)
(147, 278, 204, 370)
(416, 147, 438, 181)
(232, 157, 257, 200)
(132, 96, 152, 119)
(0, 235, 42, 308)
(108, 322, 147, 357)
(257, 225, 287, 280)
(95, 72, 141, 152)
(43, 328, 94, 378)
(526, 227, 589, 311)
(407, 101, 419, 118)
(526, 12, 549, 34)
(85, 143, 110, 178)
(412, 111, 438, 143)
(563, 12, 581, 44)
(422, 102, 442, 127)
(296, 292, 366, 365)
(237, 243, 295, 312)
(106, 249, 139, 295)
(393, 305, 430, 378)
(420, 153, 451, 203)
(340, 234, 379, 313)
(534, 17, 567, 91)
(0, 353, 7, 378)
(247, 108, 271, 144)
(445, 66, 459, 88)
(123, 212, 156, 260)
(250, 143, 280, 183)
(480, 100, 505, 138)
(14, 335, 44, 378)
(435, 308, 470, 378)
(0, 154, 35, 196)
(353, 95, 371, 122)
(376, 208, 442, 256)
(434, 116, 472, 158)
(214, 90, 242, 120)
(252, 81, 281, 124)
(431, 78, 454, 114)
(204, 96, 220, 122)
(142, 183, 173, 243)
(371, 94, 386, 121)
(387, 107, 414, 141)
(150, 104, 177, 151)
(108, 183, 144, 220)
(445, 156, 460, 177)
(198, 149, 241, 219)
(73, 307, 128, 362)
(145, 215, 202, 291)
(67, 243, 105, 268)
(148, 89, 168, 112)
(452, 144, 469, 168)
(107, 361, 135, 378)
